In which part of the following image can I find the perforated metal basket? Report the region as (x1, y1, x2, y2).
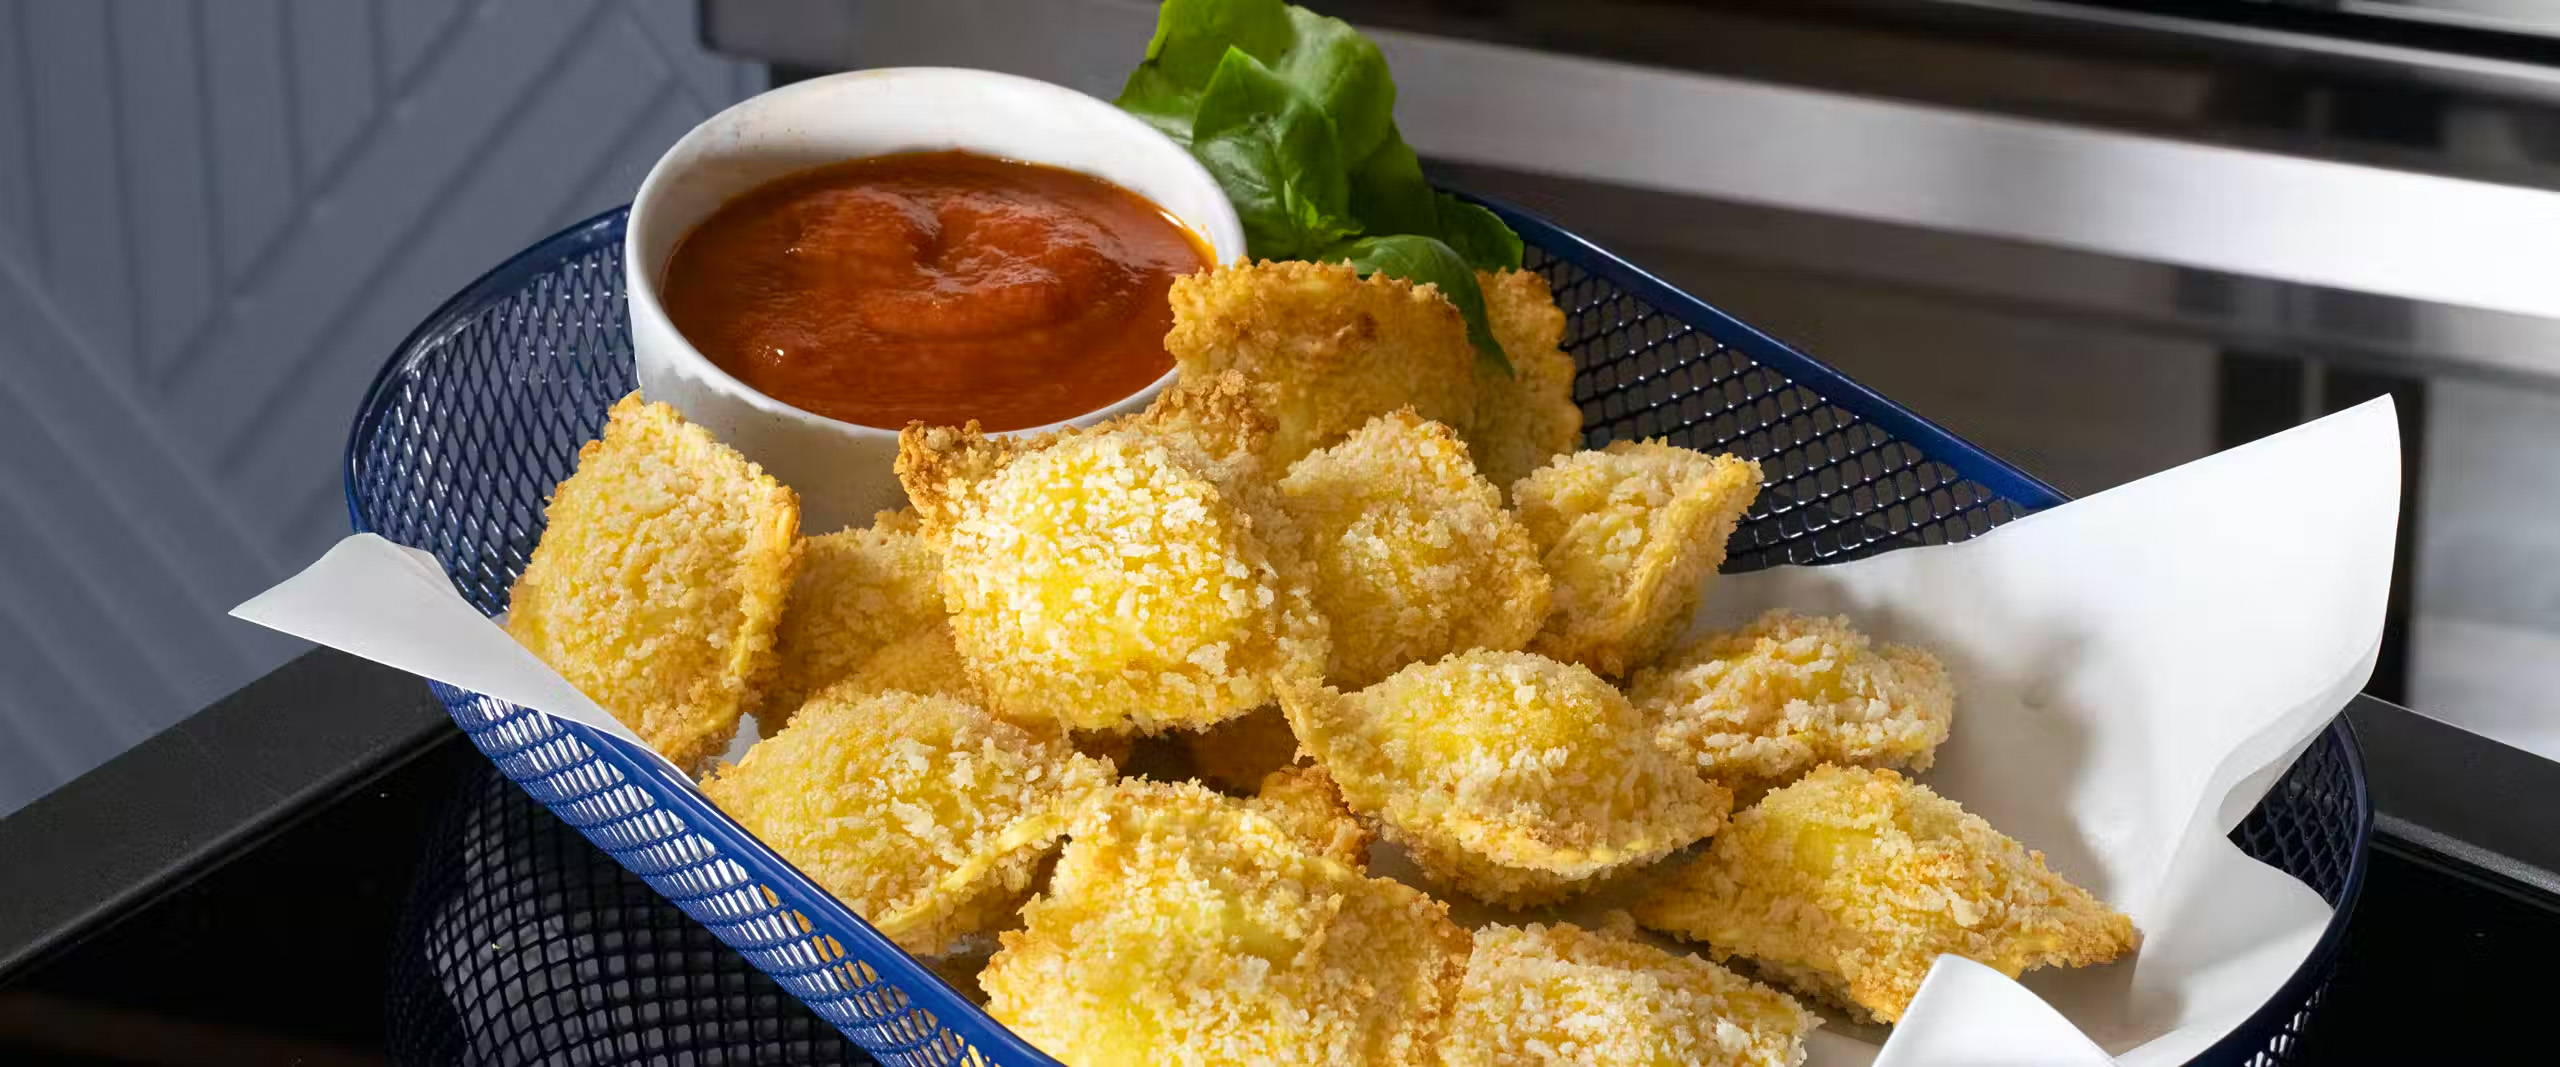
(349, 200, 2368, 1066)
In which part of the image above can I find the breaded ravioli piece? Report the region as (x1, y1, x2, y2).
(1514, 442, 1762, 676)
(982, 782, 1470, 1066)
(1278, 410, 1550, 688)
(1467, 269, 1584, 491)
(1179, 706, 1306, 792)
(1244, 764, 1374, 869)
(1286, 650, 1731, 908)
(1444, 920, 1815, 1067)
(755, 510, 960, 735)
(506, 392, 799, 771)
(899, 422, 1325, 735)
(1635, 610, 1954, 800)
(1632, 765, 2139, 1023)
(1166, 259, 1479, 467)
(698, 688, 1115, 958)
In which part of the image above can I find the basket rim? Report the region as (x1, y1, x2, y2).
(342, 206, 630, 535)
(344, 200, 2373, 1066)
(1471, 188, 2372, 1060)
(2193, 714, 2373, 1062)
(1464, 189, 2074, 514)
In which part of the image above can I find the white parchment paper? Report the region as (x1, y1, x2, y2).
(232, 398, 2400, 1065)
(1713, 396, 2399, 1065)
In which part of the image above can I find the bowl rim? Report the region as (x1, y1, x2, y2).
(621, 65, 1244, 440)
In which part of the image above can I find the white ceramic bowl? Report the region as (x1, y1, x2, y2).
(625, 68, 1245, 532)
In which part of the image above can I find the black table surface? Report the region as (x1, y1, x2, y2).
(0, 649, 2551, 1063)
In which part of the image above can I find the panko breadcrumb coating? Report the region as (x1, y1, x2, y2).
(1443, 920, 1815, 1067)
(697, 688, 1115, 958)
(1632, 765, 2139, 1023)
(755, 511, 957, 735)
(899, 372, 1279, 539)
(1278, 410, 1550, 688)
(1635, 610, 1954, 800)
(1179, 706, 1305, 791)
(1244, 764, 1374, 869)
(982, 781, 1470, 1066)
(1514, 442, 1763, 677)
(1286, 650, 1732, 908)
(897, 411, 1325, 735)
(506, 392, 799, 771)
(839, 624, 978, 704)
(1097, 368, 1277, 497)
(1166, 260, 1479, 468)
(1468, 270, 1584, 492)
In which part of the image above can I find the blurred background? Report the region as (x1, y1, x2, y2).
(13, 0, 2560, 815)
(0, 0, 758, 814)
(3, 1, 2558, 1063)
(0, 0, 2547, 791)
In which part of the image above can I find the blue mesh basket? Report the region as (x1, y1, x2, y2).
(347, 199, 2369, 1066)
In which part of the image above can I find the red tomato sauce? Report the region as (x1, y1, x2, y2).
(662, 150, 1211, 431)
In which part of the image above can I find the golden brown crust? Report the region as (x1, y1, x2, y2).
(1467, 270, 1584, 492)
(1277, 409, 1551, 689)
(1514, 441, 1763, 677)
(1101, 368, 1276, 493)
(505, 392, 799, 772)
(903, 409, 1327, 735)
(898, 371, 1280, 543)
(895, 421, 1033, 540)
(982, 781, 1470, 1066)
(1634, 610, 1954, 801)
(698, 688, 1116, 957)
(755, 514, 958, 735)
(1443, 920, 1816, 1067)
(1166, 259, 1479, 468)
(1244, 763, 1374, 870)
(1631, 765, 2140, 1023)
(1285, 650, 1732, 908)
(840, 625, 979, 704)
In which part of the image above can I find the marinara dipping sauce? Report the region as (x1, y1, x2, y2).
(662, 150, 1212, 431)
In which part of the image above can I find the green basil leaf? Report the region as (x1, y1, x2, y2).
(1115, 0, 1290, 144)
(1118, 0, 1393, 165)
(1271, 6, 1393, 163)
(1115, 63, 1201, 146)
(1194, 48, 1357, 261)
(1116, 0, 1525, 371)
(1434, 193, 1524, 271)
(1139, 0, 1291, 86)
(1327, 234, 1511, 376)
(1345, 127, 1438, 237)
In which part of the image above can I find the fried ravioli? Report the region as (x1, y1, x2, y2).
(755, 510, 963, 735)
(898, 417, 1325, 735)
(1443, 920, 1816, 1067)
(1635, 610, 1954, 800)
(982, 781, 1469, 1066)
(1277, 410, 1549, 688)
(1632, 765, 2139, 1023)
(506, 392, 799, 771)
(698, 688, 1116, 958)
(896, 377, 1320, 736)
(1513, 442, 1762, 676)
(1467, 269, 1584, 492)
(1244, 763, 1374, 869)
(1286, 650, 1731, 908)
(1166, 260, 1479, 468)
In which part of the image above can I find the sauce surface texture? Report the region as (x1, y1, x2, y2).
(663, 150, 1209, 431)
